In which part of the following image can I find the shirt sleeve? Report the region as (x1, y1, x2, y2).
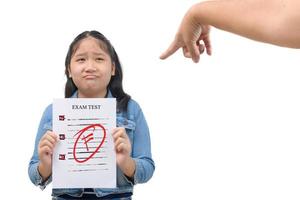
(130, 103, 155, 184)
(28, 104, 53, 190)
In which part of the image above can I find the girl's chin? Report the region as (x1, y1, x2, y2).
(78, 87, 106, 97)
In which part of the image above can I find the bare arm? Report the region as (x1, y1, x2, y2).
(160, 0, 300, 62)
(197, 0, 300, 48)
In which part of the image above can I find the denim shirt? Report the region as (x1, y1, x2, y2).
(28, 91, 155, 198)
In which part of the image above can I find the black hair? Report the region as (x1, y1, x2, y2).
(64, 30, 130, 112)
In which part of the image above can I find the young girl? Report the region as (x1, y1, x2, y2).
(28, 30, 155, 199)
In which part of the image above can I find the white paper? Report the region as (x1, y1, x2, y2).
(52, 98, 116, 188)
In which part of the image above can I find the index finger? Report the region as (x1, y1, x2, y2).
(160, 39, 181, 60)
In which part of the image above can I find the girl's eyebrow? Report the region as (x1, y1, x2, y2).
(74, 52, 106, 57)
(92, 52, 106, 56)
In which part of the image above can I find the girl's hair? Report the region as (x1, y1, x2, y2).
(64, 30, 130, 112)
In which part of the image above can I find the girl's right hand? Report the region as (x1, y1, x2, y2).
(38, 131, 58, 179)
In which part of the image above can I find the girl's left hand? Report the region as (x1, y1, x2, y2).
(112, 127, 132, 166)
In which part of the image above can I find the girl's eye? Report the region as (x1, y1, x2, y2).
(76, 58, 85, 62)
(96, 58, 104, 61)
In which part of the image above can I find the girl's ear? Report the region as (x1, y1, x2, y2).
(111, 63, 116, 76)
(68, 67, 72, 78)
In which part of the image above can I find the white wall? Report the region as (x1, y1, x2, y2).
(0, 0, 299, 199)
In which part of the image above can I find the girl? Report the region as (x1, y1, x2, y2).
(28, 30, 155, 200)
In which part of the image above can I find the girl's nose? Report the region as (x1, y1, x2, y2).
(85, 60, 96, 72)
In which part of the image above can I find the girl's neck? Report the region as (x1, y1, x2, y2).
(78, 89, 107, 98)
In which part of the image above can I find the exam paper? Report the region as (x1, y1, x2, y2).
(52, 98, 116, 188)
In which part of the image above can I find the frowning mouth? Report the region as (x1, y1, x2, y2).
(83, 75, 98, 79)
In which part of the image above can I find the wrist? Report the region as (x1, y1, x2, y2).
(190, 1, 211, 25)
(38, 162, 52, 181)
(119, 157, 136, 178)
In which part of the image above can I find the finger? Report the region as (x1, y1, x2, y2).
(112, 128, 126, 140)
(111, 127, 120, 134)
(114, 137, 125, 148)
(44, 134, 57, 145)
(184, 45, 203, 58)
(40, 134, 56, 145)
(48, 131, 58, 141)
(39, 140, 55, 150)
(160, 39, 181, 60)
(116, 143, 126, 152)
(42, 131, 58, 143)
(112, 129, 122, 140)
(203, 35, 212, 55)
(183, 47, 192, 58)
(186, 41, 200, 63)
(39, 146, 52, 155)
(112, 127, 124, 133)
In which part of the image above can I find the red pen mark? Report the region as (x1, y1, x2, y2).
(81, 133, 94, 152)
(59, 115, 65, 121)
(73, 124, 106, 163)
(59, 154, 66, 160)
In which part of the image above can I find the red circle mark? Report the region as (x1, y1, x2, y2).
(73, 124, 106, 163)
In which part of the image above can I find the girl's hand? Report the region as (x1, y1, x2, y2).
(112, 127, 131, 164)
(112, 127, 135, 177)
(38, 131, 58, 180)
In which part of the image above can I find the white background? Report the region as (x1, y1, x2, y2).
(0, 0, 299, 199)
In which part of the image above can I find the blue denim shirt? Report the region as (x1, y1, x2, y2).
(28, 91, 155, 198)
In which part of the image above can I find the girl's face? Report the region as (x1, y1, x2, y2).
(69, 37, 115, 98)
